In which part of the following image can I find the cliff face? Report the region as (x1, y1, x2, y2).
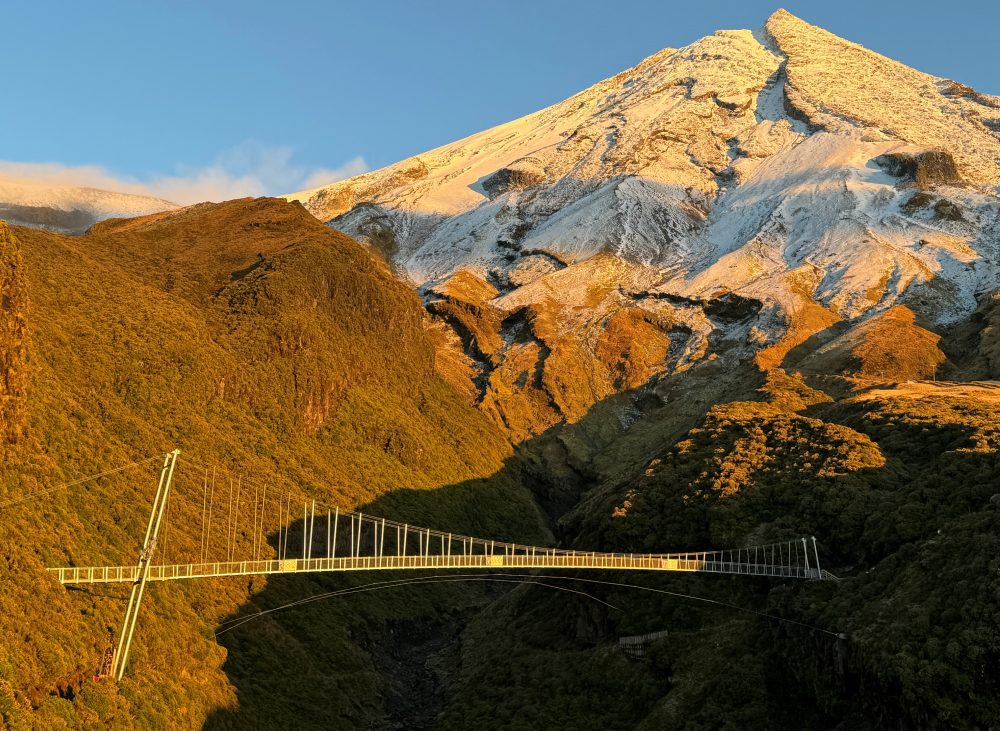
(0, 222, 27, 453)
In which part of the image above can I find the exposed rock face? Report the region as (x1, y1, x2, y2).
(0, 222, 28, 451)
(873, 149, 962, 189)
(421, 259, 713, 440)
(289, 9, 1000, 438)
(481, 159, 546, 198)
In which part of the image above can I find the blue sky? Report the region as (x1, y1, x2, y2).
(4, 1, 997, 203)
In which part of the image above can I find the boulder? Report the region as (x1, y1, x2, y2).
(874, 149, 962, 189)
(482, 158, 546, 198)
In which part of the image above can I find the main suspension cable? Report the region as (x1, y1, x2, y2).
(211, 571, 839, 639)
(214, 574, 619, 637)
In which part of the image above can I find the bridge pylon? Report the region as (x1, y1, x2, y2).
(110, 449, 179, 681)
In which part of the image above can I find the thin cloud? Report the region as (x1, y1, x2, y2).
(299, 158, 368, 191)
(0, 144, 367, 206)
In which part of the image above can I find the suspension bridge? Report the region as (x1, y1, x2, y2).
(44, 450, 830, 681)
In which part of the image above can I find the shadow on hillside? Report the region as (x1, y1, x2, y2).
(781, 321, 850, 371)
(200, 358, 765, 730)
(201, 356, 1000, 728)
(780, 305, 989, 384)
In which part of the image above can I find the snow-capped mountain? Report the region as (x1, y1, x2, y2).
(0, 177, 177, 234)
(288, 9, 1000, 437)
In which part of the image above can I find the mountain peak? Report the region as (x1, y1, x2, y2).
(763, 10, 1000, 184)
(765, 7, 798, 24)
(287, 14, 1000, 433)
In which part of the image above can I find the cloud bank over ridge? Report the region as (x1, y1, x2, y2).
(0, 143, 367, 206)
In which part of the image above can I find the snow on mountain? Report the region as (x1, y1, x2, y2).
(765, 9, 1000, 185)
(288, 9, 1000, 435)
(287, 29, 780, 278)
(0, 177, 177, 234)
(681, 130, 997, 319)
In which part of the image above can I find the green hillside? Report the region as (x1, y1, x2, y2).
(0, 201, 545, 729)
(442, 372, 1000, 730)
(1, 199, 998, 730)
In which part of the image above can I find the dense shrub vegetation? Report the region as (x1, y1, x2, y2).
(0, 203, 544, 729)
(454, 372, 999, 729)
(1, 201, 997, 729)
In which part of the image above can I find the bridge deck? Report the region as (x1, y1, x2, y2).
(40, 451, 828, 681)
(49, 553, 822, 584)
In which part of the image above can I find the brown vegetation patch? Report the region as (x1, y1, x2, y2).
(0, 222, 27, 453)
(797, 306, 945, 381)
(756, 267, 840, 370)
(0, 198, 545, 728)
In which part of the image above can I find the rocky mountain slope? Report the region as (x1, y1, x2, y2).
(276, 18, 1000, 721)
(2, 199, 996, 730)
(0, 176, 177, 233)
(289, 9, 1000, 437)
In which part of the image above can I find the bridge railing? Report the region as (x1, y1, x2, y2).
(48, 549, 823, 584)
(46, 470, 825, 586)
(38, 451, 827, 685)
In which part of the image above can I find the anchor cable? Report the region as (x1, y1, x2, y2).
(0, 454, 163, 510)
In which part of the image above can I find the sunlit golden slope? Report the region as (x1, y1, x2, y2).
(0, 200, 544, 728)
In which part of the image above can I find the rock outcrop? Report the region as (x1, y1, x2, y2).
(0, 222, 27, 452)
(481, 159, 547, 198)
(873, 149, 962, 189)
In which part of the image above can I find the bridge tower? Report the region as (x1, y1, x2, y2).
(110, 449, 179, 681)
